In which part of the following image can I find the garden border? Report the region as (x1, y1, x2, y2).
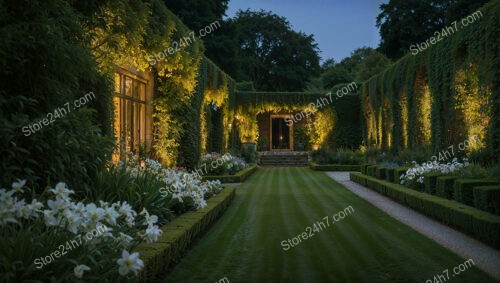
(350, 172, 500, 248)
(309, 162, 360, 171)
(203, 164, 258, 183)
(133, 186, 236, 282)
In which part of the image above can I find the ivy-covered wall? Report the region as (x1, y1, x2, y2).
(362, 0, 499, 162)
(82, 0, 237, 169)
(234, 83, 362, 150)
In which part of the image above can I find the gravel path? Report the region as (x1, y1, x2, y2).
(326, 171, 500, 281)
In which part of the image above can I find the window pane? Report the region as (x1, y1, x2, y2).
(114, 73, 121, 94)
(125, 77, 133, 97)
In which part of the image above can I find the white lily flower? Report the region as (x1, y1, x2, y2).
(143, 225, 162, 243)
(116, 250, 144, 276)
(12, 179, 26, 193)
(74, 264, 90, 278)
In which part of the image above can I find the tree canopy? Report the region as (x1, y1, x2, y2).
(376, 0, 489, 59)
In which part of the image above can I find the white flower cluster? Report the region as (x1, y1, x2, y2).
(1, 180, 161, 278)
(400, 158, 469, 185)
(224, 156, 248, 172)
(0, 179, 43, 225)
(201, 152, 248, 175)
(121, 154, 223, 209)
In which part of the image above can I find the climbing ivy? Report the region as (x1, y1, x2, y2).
(362, 0, 499, 162)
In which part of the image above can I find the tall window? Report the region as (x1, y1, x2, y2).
(114, 73, 147, 160)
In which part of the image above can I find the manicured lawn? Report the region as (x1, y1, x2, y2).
(163, 167, 496, 283)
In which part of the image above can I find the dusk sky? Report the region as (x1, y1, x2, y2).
(226, 0, 387, 63)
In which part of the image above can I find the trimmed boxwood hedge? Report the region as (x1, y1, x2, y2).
(203, 165, 258, 183)
(436, 176, 457, 199)
(385, 168, 395, 183)
(424, 173, 443, 195)
(309, 163, 361, 171)
(361, 163, 375, 175)
(349, 173, 500, 248)
(393, 167, 409, 184)
(374, 166, 386, 180)
(473, 186, 500, 216)
(453, 179, 499, 206)
(133, 187, 236, 282)
(366, 165, 378, 177)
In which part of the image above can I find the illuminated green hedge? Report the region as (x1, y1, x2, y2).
(234, 83, 362, 149)
(362, 0, 500, 162)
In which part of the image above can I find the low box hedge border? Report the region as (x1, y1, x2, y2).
(424, 173, 443, 195)
(361, 163, 375, 175)
(473, 185, 500, 216)
(453, 179, 499, 206)
(436, 176, 458, 199)
(374, 166, 386, 180)
(350, 172, 500, 249)
(393, 167, 410, 184)
(366, 165, 378, 177)
(203, 165, 258, 183)
(385, 168, 395, 183)
(309, 163, 361, 171)
(133, 187, 236, 282)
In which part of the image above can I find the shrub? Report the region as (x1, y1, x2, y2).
(473, 186, 500, 215)
(453, 179, 498, 206)
(396, 146, 433, 164)
(200, 153, 249, 176)
(424, 173, 443, 195)
(310, 148, 363, 165)
(436, 176, 457, 199)
(399, 158, 468, 191)
(0, 180, 161, 282)
(361, 163, 375, 175)
(374, 167, 386, 180)
(350, 173, 500, 248)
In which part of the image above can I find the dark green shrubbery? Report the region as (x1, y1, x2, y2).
(311, 148, 363, 165)
(0, 0, 114, 191)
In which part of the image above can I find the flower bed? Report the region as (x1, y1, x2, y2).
(203, 165, 258, 183)
(133, 186, 236, 282)
(199, 153, 249, 176)
(0, 155, 226, 281)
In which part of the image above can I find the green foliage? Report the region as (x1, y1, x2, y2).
(309, 163, 360, 171)
(0, 0, 114, 191)
(365, 0, 499, 166)
(436, 176, 457, 199)
(351, 172, 500, 248)
(203, 165, 258, 183)
(355, 52, 392, 82)
(87, 166, 175, 223)
(322, 66, 353, 89)
(453, 179, 498, 206)
(230, 10, 321, 91)
(133, 187, 235, 281)
(199, 153, 248, 176)
(310, 148, 364, 165)
(473, 186, 500, 215)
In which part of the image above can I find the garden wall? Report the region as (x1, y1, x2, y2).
(361, 0, 499, 162)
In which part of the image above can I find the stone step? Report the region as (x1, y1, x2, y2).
(258, 153, 309, 166)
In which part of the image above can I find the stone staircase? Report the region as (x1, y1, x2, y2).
(258, 151, 309, 166)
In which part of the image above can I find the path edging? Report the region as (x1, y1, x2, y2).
(350, 172, 500, 248)
(133, 186, 236, 282)
(203, 165, 258, 183)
